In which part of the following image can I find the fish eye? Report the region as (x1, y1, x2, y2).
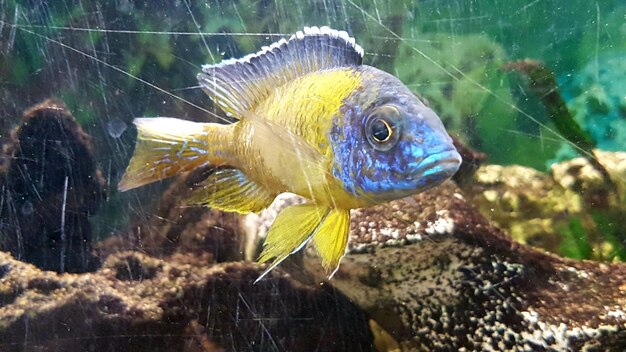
(371, 119, 392, 142)
(365, 106, 401, 151)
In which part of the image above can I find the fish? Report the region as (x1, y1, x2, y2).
(118, 26, 462, 282)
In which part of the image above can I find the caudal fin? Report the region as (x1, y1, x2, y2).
(118, 118, 216, 191)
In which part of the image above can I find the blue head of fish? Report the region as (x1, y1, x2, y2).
(331, 67, 462, 202)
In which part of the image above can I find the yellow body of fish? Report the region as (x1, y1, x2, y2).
(119, 26, 461, 281)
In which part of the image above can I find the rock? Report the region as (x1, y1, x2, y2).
(0, 99, 105, 273)
(551, 150, 626, 209)
(299, 181, 626, 351)
(465, 150, 626, 260)
(466, 163, 580, 254)
(0, 250, 374, 351)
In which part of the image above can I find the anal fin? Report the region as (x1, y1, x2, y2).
(187, 167, 274, 214)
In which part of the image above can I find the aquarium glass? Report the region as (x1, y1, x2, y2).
(0, 0, 624, 351)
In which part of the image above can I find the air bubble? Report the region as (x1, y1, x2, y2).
(21, 201, 34, 216)
(107, 119, 127, 138)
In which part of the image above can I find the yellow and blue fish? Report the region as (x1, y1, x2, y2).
(118, 26, 461, 281)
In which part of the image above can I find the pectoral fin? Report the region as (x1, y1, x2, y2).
(186, 167, 275, 214)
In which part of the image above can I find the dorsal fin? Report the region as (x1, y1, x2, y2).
(197, 26, 364, 118)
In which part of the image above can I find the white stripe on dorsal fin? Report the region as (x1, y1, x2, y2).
(197, 26, 364, 119)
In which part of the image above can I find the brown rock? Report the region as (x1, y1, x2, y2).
(0, 250, 374, 351)
(301, 181, 626, 351)
(0, 99, 105, 273)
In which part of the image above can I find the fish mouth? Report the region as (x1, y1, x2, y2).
(416, 148, 462, 181)
(361, 148, 461, 202)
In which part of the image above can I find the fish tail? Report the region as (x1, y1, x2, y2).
(118, 117, 231, 191)
(255, 204, 350, 282)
